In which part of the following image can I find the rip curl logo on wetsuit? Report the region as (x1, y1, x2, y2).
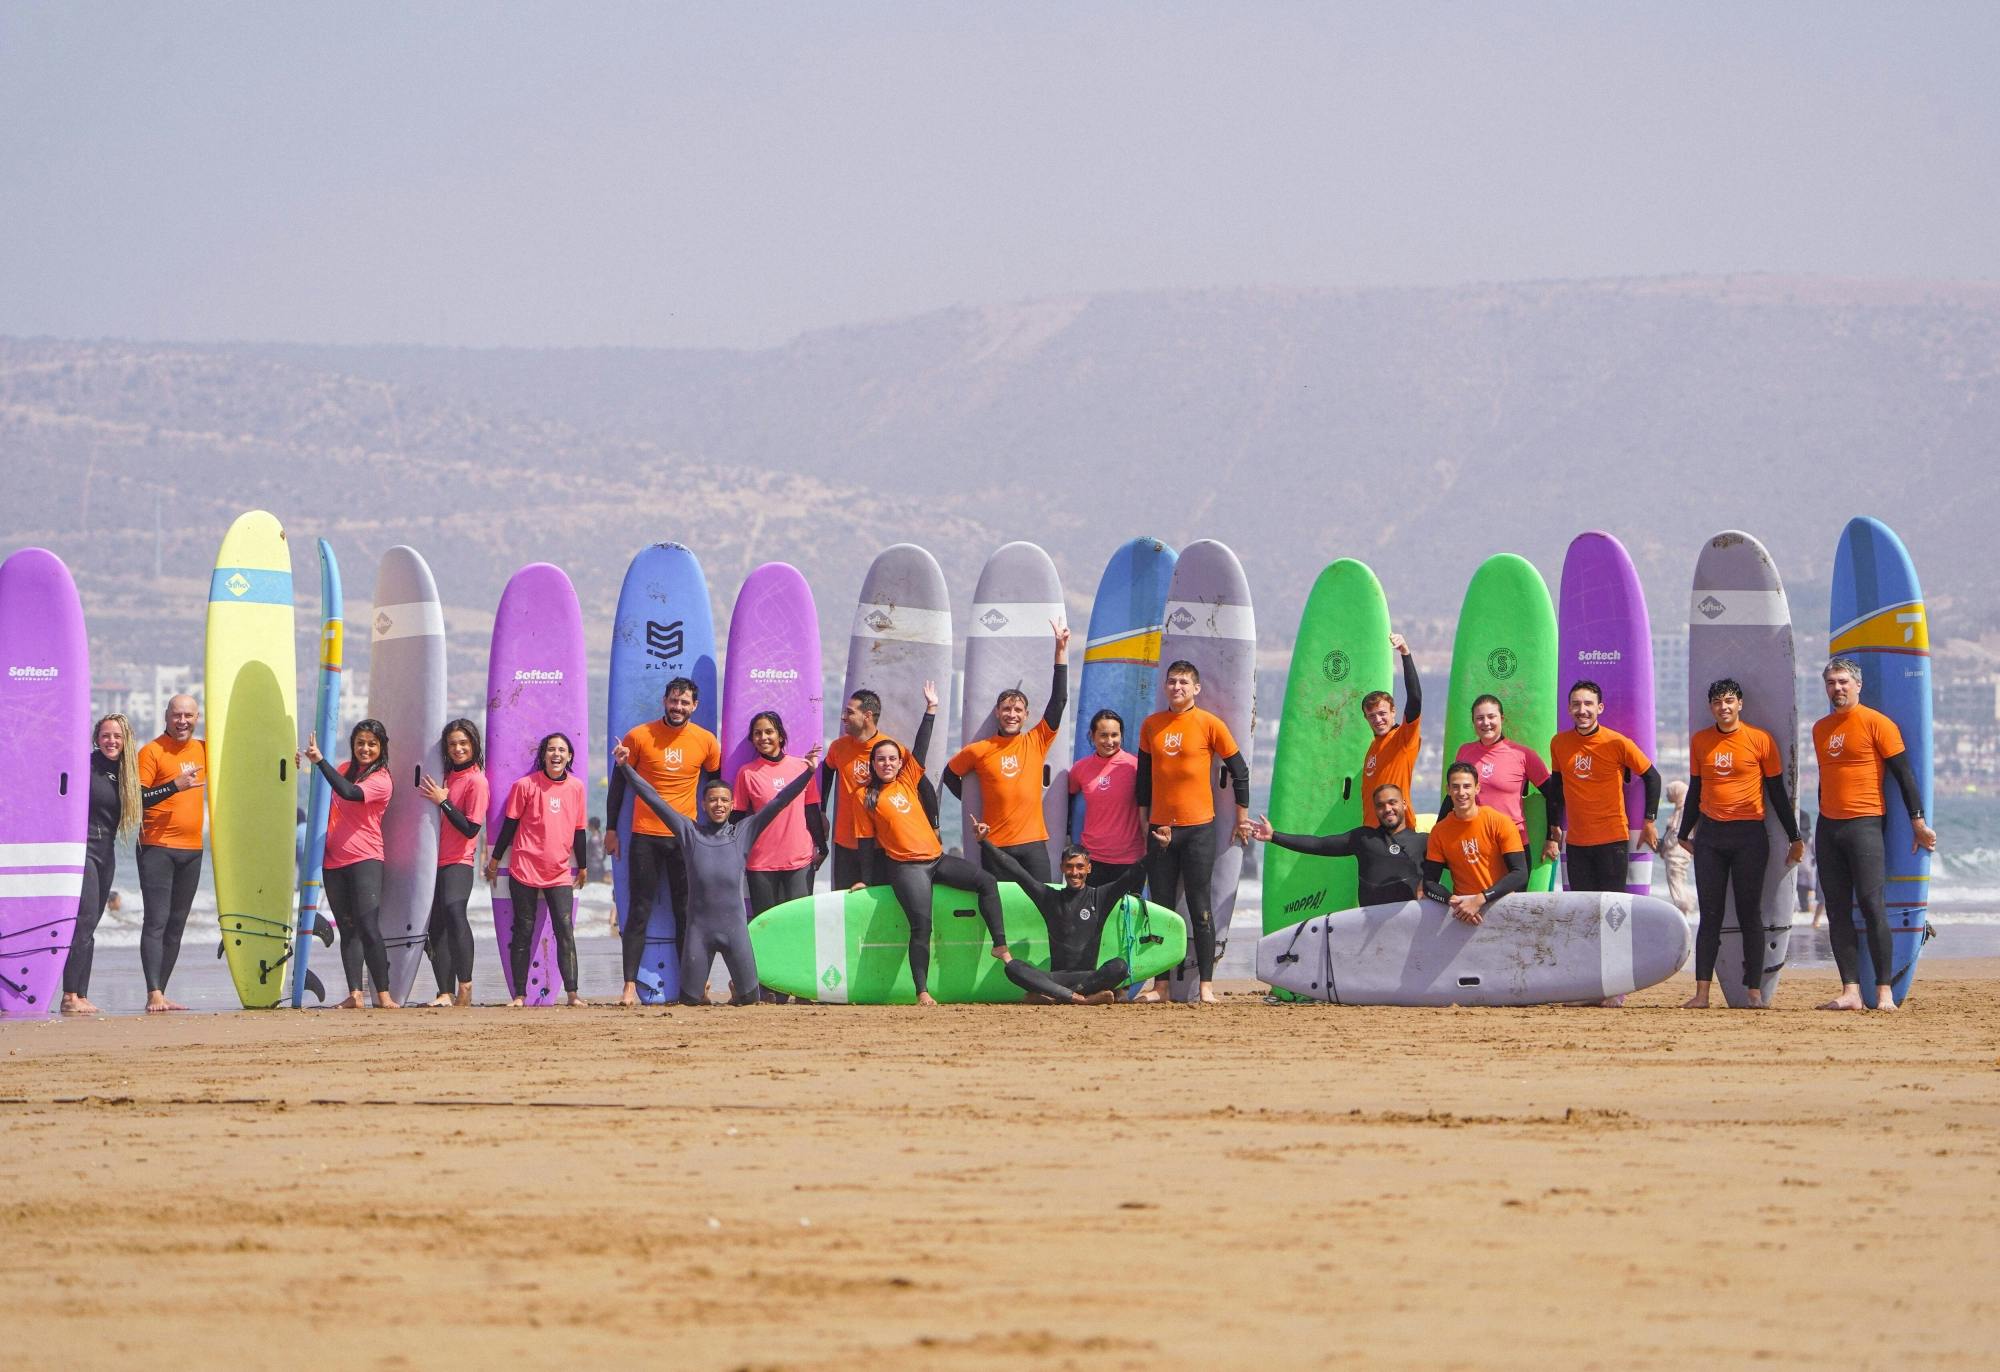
(1322, 650, 1350, 682)
(1486, 647, 1518, 680)
(980, 608, 1010, 632)
(7, 665, 58, 679)
(1161, 732, 1184, 757)
(1168, 606, 1197, 631)
(999, 756, 1021, 778)
(646, 620, 684, 662)
(1697, 595, 1726, 620)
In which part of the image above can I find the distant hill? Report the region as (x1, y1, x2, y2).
(6, 273, 1999, 721)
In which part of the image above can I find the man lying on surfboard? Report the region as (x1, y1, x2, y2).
(973, 822, 1148, 1004)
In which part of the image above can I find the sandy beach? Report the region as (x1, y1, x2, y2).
(4, 962, 1997, 1370)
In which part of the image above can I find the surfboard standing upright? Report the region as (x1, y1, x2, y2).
(607, 543, 718, 1003)
(840, 544, 953, 881)
(1443, 554, 1558, 892)
(486, 563, 589, 1006)
(1153, 539, 1256, 1001)
(1829, 516, 1933, 1007)
(0, 550, 89, 1017)
(206, 511, 300, 1009)
(1558, 532, 1656, 896)
(1263, 559, 1393, 936)
(370, 546, 449, 1002)
(960, 542, 1072, 872)
(1073, 537, 1176, 842)
(721, 562, 823, 782)
(1689, 530, 1798, 1008)
(291, 539, 342, 1007)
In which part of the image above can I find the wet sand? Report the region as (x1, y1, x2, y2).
(5, 963, 1998, 1370)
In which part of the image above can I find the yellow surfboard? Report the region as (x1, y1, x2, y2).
(205, 511, 300, 1008)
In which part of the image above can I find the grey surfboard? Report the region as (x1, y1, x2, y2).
(1257, 891, 1692, 1006)
(1153, 540, 1256, 1001)
(369, 546, 449, 1004)
(842, 543, 954, 822)
(959, 542, 1071, 872)
(1688, 531, 1797, 1007)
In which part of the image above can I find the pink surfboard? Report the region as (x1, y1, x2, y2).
(485, 563, 589, 1006)
(720, 562, 824, 784)
(1557, 532, 1656, 895)
(0, 549, 91, 1017)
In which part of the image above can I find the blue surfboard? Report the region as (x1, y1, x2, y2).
(1072, 538, 1177, 842)
(608, 544, 719, 1003)
(1829, 516, 1933, 1007)
(290, 539, 341, 1007)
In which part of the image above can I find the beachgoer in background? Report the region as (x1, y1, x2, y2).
(1811, 657, 1936, 1012)
(605, 677, 721, 1007)
(945, 621, 1069, 882)
(1423, 762, 1530, 924)
(64, 713, 139, 1014)
(305, 719, 397, 1009)
(1248, 783, 1424, 908)
(421, 718, 487, 1007)
(136, 693, 206, 1012)
(1674, 678, 1803, 1010)
(1136, 660, 1251, 1005)
(585, 817, 606, 885)
(486, 732, 589, 1008)
(1797, 812, 1818, 917)
(1067, 708, 1146, 888)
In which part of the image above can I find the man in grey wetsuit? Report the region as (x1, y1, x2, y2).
(977, 832, 1152, 1004)
(615, 743, 820, 1006)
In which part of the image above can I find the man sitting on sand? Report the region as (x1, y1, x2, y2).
(975, 824, 1149, 1004)
(1422, 762, 1529, 925)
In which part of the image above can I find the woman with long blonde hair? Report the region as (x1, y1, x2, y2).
(64, 713, 140, 1013)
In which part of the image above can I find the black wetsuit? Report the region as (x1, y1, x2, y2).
(1135, 743, 1250, 981)
(1266, 825, 1425, 910)
(980, 839, 1148, 1001)
(426, 762, 483, 995)
(604, 730, 718, 985)
(1677, 771, 1802, 990)
(619, 760, 815, 1006)
(136, 769, 203, 996)
(489, 811, 590, 996)
(944, 660, 1068, 883)
(317, 757, 390, 995)
(67, 750, 124, 998)
(1816, 750, 1924, 990)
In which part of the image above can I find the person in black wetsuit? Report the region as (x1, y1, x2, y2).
(976, 829, 1151, 1003)
(64, 714, 140, 1014)
(615, 741, 821, 1005)
(1247, 782, 1425, 909)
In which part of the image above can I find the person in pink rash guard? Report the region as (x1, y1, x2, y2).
(420, 718, 489, 1007)
(1067, 708, 1147, 889)
(1443, 693, 1559, 854)
(486, 732, 589, 1007)
(303, 718, 398, 1009)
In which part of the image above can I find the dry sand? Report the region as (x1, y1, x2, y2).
(4, 963, 1998, 1370)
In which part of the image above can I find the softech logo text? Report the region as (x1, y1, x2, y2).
(7, 665, 58, 679)
(514, 669, 565, 683)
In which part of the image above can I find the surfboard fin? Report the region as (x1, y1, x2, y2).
(216, 939, 225, 958)
(304, 971, 326, 1003)
(314, 914, 335, 945)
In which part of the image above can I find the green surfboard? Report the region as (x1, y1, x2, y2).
(1442, 554, 1558, 892)
(1263, 559, 1393, 933)
(751, 885, 1188, 1004)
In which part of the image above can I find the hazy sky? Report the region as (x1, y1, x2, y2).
(4, 1, 1997, 349)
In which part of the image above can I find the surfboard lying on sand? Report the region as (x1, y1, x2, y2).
(1257, 890, 1690, 1006)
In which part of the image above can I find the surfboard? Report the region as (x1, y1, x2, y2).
(1152, 539, 1257, 1001)
(721, 562, 823, 781)
(1557, 532, 1656, 895)
(1263, 559, 1393, 935)
(370, 546, 448, 1003)
(205, 511, 300, 1009)
(1256, 891, 1690, 1006)
(486, 563, 588, 1006)
(842, 544, 953, 792)
(1072, 537, 1176, 843)
(750, 884, 1188, 1004)
(1830, 516, 1933, 1006)
(290, 539, 341, 1007)
(960, 542, 1071, 870)
(0, 549, 89, 1018)
(607, 543, 718, 1003)
(1689, 530, 1798, 1007)
(1442, 554, 1557, 893)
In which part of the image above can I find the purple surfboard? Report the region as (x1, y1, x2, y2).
(0, 550, 90, 1017)
(485, 564, 589, 1006)
(1557, 532, 1656, 896)
(720, 562, 823, 782)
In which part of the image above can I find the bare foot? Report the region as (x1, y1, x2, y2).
(1022, 992, 1056, 1005)
(1077, 990, 1119, 1005)
(1872, 988, 1899, 1012)
(507, 996, 526, 1008)
(915, 991, 938, 1007)
(426, 994, 454, 1008)
(1817, 989, 1867, 1011)
(331, 991, 364, 1010)
(375, 993, 400, 1010)
(145, 993, 187, 1013)
(618, 983, 640, 1007)
(564, 993, 589, 1008)
(62, 994, 101, 1014)
(1135, 987, 1167, 1003)
(454, 983, 473, 1008)
(1598, 994, 1627, 1008)
(1680, 991, 1710, 1009)
(1198, 984, 1220, 1005)
(1744, 988, 1765, 1009)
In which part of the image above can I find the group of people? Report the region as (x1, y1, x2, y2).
(56, 629, 1934, 1014)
